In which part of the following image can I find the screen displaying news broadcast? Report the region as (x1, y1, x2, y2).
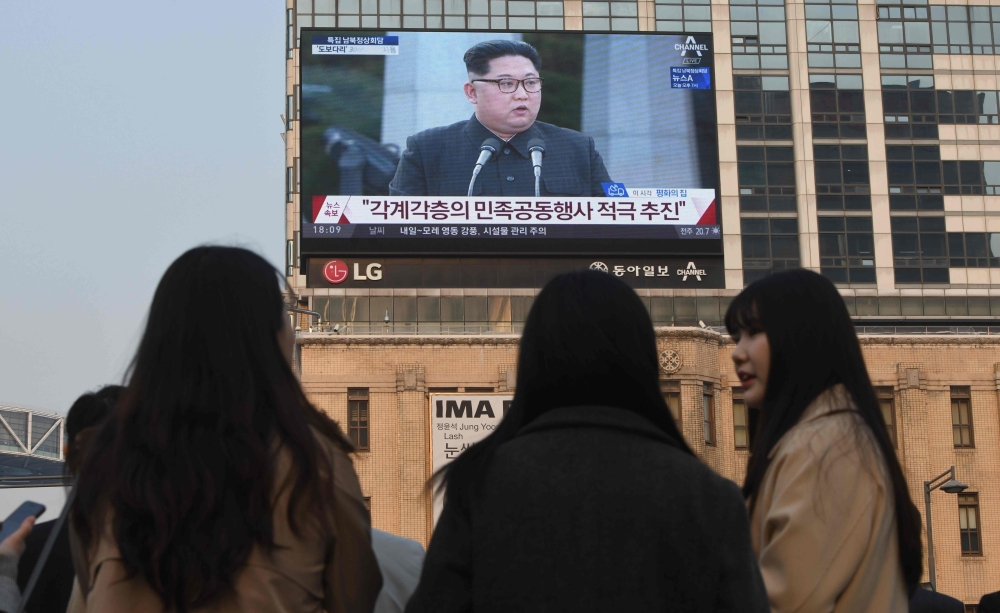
(299, 30, 720, 255)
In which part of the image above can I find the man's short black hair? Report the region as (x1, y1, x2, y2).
(464, 39, 541, 76)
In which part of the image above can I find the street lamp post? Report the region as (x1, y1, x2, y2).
(924, 466, 968, 592)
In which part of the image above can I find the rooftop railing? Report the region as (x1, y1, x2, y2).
(297, 322, 1000, 337)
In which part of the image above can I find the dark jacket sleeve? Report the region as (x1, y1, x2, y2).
(588, 137, 612, 196)
(404, 499, 473, 613)
(389, 134, 428, 196)
(713, 481, 770, 613)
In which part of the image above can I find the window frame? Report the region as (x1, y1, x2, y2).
(876, 387, 898, 448)
(703, 382, 716, 446)
(958, 492, 982, 556)
(951, 386, 975, 448)
(734, 76, 793, 141)
(809, 74, 867, 138)
(661, 380, 682, 432)
(732, 389, 749, 449)
(741, 216, 801, 284)
(818, 215, 876, 284)
(890, 215, 950, 284)
(347, 387, 370, 451)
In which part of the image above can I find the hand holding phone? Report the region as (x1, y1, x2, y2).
(0, 501, 45, 548)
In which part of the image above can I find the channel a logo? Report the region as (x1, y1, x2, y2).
(678, 261, 707, 282)
(676, 35, 707, 64)
(323, 259, 349, 284)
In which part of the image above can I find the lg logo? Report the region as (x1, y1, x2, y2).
(354, 262, 382, 281)
(323, 260, 348, 284)
(322, 260, 382, 284)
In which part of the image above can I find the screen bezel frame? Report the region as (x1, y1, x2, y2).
(296, 27, 722, 259)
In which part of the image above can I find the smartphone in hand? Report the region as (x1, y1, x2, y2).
(0, 501, 46, 542)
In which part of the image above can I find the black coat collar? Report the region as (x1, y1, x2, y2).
(516, 405, 685, 450)
(462, 114, 542, 159)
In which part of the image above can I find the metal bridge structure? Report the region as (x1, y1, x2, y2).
(0, 404, 67, 487)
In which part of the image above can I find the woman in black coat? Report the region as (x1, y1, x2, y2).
(405, 270, 768, 613)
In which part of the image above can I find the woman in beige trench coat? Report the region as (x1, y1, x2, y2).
(725, 269, 923, 613)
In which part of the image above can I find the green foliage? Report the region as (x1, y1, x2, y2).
(523, 33, 584, 131)
(300, 47, 385, 206)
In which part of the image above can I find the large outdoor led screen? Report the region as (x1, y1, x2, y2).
(299, 30, 720, 256)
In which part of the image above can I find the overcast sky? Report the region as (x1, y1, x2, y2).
(0, 1, 286, 414)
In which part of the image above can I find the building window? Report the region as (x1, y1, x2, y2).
(965, 606, 979, 613)
(465, 386, 495, 392)
(818, 216, 875, 284)
(805, 0, 861, 68)
(654, 0, 712, 34)
(887, 145, 944, 209)
(662, 380, 682, 432)
(951, 386, 974, 448)
(738, 146, 797, 212)
(959, 493, 982, 555)
(937, 90, 1000, 126)
(876, 387, 897, 447)
(427, 387, 459, 393)
(742, 217, 800, 285)
(733, 389, 749, 449)
(580, 1, 640, 31)
(875, 4, 1000, 62)
(348, 388, 370, 450)
(363, 496, 371, 511)
(941, 160, 990, 195)
(876, 7, 932, 70)
(814, 144, 871, 211)
(892, 157, 1000, 197)
(703, 383, 716, 446)
(929, 5, 998, 55)
(890, 216, 948, 284)
(949, 232, 1000, 267)
(881, 75, 938, 138)
(809, 74, 866, 138)
(730, 0, 789, 70)
(734, 76, 792, 141)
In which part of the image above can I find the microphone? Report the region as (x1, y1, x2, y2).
(468, 138, 502, 197)
(528, 138, 545, 197)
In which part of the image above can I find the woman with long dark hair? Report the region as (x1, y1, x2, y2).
(406, 270, 768, 613)
(68, 247, 382, 612)
(725, 269, 922, 612)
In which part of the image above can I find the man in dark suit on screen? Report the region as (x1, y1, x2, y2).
(388, 39, 612, 197)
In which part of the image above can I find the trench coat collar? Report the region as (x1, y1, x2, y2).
(463, 113, 540, 159)
(516, 405, 686, 450)
(766, 383, 858, 460)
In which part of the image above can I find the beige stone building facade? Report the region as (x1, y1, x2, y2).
(298, 329, 1000, 604)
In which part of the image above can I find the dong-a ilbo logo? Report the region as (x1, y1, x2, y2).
(323, 260, 349, 284)
(676, 36, 708, 64)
